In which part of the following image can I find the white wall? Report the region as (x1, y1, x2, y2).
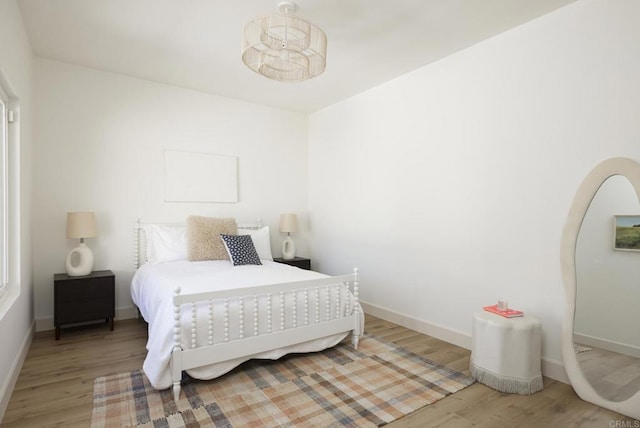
(308, 0, 640, 379)
(576, 175, 640, 354)
(0, 0, 33, 418)
(32, 60, 309, 329)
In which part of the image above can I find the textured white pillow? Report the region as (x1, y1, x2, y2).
(143, 224, 188, 264)
(238, 226, 273, 261)
(187, 216, 237, 261)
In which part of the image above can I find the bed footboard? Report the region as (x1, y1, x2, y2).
(170, 268, 361, 400)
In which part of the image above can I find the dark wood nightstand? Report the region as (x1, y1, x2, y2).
(273, 257, 311, 270)
(54, 270, 115, 340)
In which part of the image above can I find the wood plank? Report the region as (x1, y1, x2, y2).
(2, 319, 147, 427)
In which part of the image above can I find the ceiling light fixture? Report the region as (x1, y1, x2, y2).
(241, 1, 327, 82)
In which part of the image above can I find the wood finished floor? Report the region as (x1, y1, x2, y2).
(576, 344, 640, 403)
(2, 315, 639, 427)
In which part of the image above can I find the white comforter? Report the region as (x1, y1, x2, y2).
(131, 260, 360, 389)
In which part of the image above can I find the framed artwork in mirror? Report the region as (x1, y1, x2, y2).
(613, 215, 640, 251)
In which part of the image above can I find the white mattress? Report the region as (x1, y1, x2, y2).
(131, 260, 360, 389)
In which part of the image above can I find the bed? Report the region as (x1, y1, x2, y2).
(131, 218, 362, 400)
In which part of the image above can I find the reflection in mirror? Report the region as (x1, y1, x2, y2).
(575, 175, 640, 402)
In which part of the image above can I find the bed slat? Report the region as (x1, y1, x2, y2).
(224, 298, 229, 342)
(253, 295, 259, 336)
(191, 303, 197, 349)
(208, 300, 214, 345)
(304, 288, 309, 326)
(292, 289, 297, 329)
(239, 297, 244, 339)
(280, 291, 285, 331)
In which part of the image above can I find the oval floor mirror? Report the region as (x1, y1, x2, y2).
(560, 157, 640, 419)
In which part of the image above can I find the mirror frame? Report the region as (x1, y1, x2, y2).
(560, 157, 640, 419)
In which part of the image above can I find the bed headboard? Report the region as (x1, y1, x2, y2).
(134, 218, 263, 270)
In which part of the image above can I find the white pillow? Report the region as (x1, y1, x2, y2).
(238, 226, 273, 261)
(143, 224, 188, 264)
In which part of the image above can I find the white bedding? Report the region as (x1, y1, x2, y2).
(131, 260, 361, 389)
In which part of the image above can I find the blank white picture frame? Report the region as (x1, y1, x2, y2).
(164, 150, 238, 203)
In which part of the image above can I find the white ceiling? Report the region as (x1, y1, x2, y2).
(17, 0, 577, 113)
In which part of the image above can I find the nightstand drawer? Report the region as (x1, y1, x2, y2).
(55, 277, 114, 302)
(55, 298, 114, 325)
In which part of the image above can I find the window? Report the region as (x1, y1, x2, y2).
(0, 76, 20, 318)
(0, 86, 8, 297)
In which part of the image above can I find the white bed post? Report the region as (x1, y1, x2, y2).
(133, 218, 141, 270)
(352, 267, 360, 349)
(171, 287, 183, 401)
(133, 219, 141, 319)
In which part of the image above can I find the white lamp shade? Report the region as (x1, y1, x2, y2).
(66, 212, 97, 239)
(279, 214, 298, 234)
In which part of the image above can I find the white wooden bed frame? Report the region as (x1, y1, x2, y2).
(134, 219, 362, 400)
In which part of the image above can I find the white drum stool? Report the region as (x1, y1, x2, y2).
(470, 311, 543, 394)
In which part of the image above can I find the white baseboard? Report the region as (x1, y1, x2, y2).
(0, 319, 34, 422)
(542, 357, 570, 384)
(35, 317, 52, 332)
(573, 332, 640, 359)
(116, 306, 139, 321)
(361, 301, 472, 350)
(361, 300, 570, 384)
(35, 306, 139, 332)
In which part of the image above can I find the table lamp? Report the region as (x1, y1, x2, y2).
(65, 211, 97, 276)
(279, 213, 298, 260)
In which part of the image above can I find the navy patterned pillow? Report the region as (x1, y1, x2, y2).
(220, 234, 262, 266)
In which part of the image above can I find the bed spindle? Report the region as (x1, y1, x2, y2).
(133, 219, 140, 270)
(172, 286, 182, 400)
(304, 288, 309, 325)
(345, 284, 351, 318)
(335, 284, 341, 319)
(326, 286, 331, 322)
(191, 303, 197, 349)
(267, 292, 272, 333)
(315, 287, 320, 324)
(224, 298, 229, 342)
(253, 295, 259, 336)
(173, 287, 181, 349)
(352, 268, 360, 349)
(292, 290, 297, 329)
(207, 300, 214, 345)
(239, 297, 245, 339)
(280, 291, 285, 331)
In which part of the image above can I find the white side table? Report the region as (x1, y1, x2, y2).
(470, 311, 543, 394)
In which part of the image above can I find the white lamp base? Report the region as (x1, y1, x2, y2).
(282, 236, 296, 260)
(65, 242, 94, 276)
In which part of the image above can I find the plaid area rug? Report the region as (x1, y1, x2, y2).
(91, 334, 474, 427)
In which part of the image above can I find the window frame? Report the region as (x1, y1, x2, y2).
(0, 85, 9, 299)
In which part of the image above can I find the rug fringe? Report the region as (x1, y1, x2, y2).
(470, 363, 543, 395)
